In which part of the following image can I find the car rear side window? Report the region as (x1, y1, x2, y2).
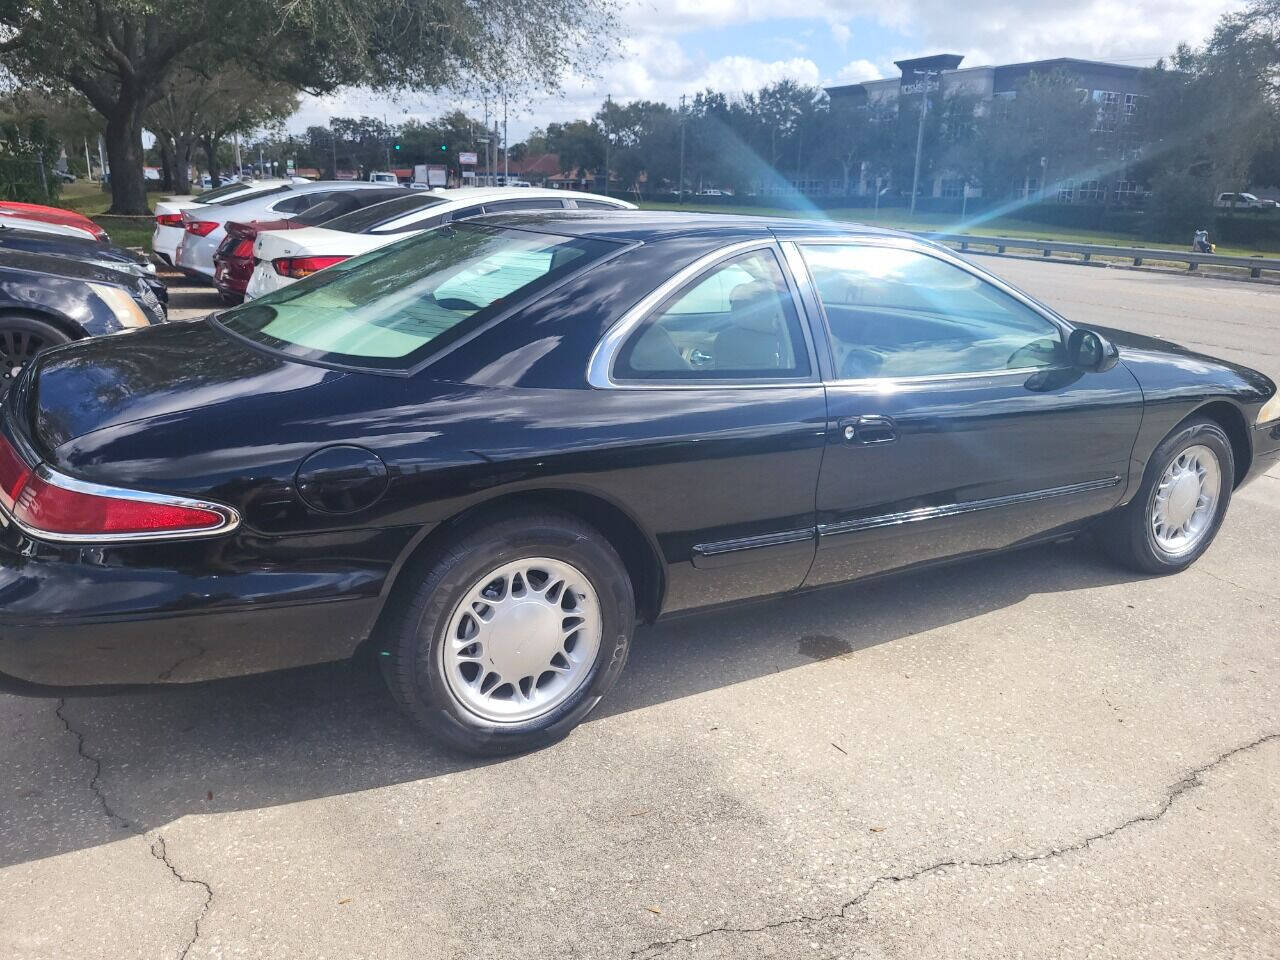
(614, 248, 811, 381)
(573, 200, 620, 210)
(799, 244, 1064, 380)
(215, 223, 618, 371)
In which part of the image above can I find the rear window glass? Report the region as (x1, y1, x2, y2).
(212, 185, 292, 207)
(215, 223, 617, 371)
(193, 182, 259, 204)
(321, 194, 445, 234)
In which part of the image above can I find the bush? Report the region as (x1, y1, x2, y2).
(1143, 172, 1214, 244)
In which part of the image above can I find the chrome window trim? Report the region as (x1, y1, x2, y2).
(778, 236, 1075, 387)
(586, 238, 822, 390)
(818, 476, 1121, 539)
(0, 464, 241, 544)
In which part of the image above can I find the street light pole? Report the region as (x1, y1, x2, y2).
(909, 70, 938, 216)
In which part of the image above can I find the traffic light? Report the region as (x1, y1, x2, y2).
(393, 143, 401, 152)
(440, 144, 448, 152)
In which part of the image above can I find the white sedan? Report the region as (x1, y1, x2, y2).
(245, 187, 635, 299)
(152, 180, 292, 268)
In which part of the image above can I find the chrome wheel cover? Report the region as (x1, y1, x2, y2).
(440, 557, 602, 724)
(1150, 443, 1221, 557)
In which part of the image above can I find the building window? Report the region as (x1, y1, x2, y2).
(1114, 180, 1138, 203)
(1077, 180, 1104, 203)
(941, 179, 964, 199)
(1024, 177, 1040, 198)
(1057, 180, 1076, 203)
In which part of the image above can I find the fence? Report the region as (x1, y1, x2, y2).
(929, 233, 1280, 280)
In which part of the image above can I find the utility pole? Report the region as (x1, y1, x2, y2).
(97, 135, 106, 185)
(84, 138, 92, 182)
(502, 90, 509, 183)
(909, 70, 939, 216)
(233, 132, 242, 178)
(330, 124, 337, 179)
(678, 94, 686, 204)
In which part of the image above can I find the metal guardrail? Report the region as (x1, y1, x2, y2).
(924, 233, 1280, 280)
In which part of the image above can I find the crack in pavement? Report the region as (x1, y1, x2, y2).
(55, 699, 215, 960)
(630, 731, 1280, 959)
(151, 836, 215, 960)
(1192, 567, 1280, 604)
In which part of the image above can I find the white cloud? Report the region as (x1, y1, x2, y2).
(832, 59, 882, 85)
(286, 0, 1241, 141)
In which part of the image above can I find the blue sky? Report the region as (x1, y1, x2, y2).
(291, 0, 1243, 140)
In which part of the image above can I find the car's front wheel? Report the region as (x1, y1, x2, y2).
(0, 315, 70, 388)
(380, 511, 635, 756)
(1101, 416, 1234, 574)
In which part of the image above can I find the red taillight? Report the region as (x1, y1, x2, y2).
(155, 213, 184, 227)
(0, 434, 32, 514)
(184, 220, 219, 236)
(0, 434, 234, 540)
(272, 255, 349, 279)
(14, 474, 223, 537)
(231, 238, 254, 258)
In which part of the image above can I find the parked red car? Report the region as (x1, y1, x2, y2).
(0, 201, 109, 242)
(212, 187, 408, 303)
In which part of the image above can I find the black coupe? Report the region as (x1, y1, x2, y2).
(0, 213, 1276, 755)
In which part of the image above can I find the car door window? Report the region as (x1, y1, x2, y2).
(615, 248, 810, 380)
(571, 200, 618, 210)
(799, 244, 1064, 380)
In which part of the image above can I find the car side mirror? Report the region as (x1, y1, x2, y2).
(1067, 328, 1119, 373)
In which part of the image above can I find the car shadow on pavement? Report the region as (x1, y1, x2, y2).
(1, 536, 1145, 869)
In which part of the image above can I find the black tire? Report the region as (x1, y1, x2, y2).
(1100, 416, 1234, 574)
(0, 315, 70, 388)
(380, 511, 635, 756)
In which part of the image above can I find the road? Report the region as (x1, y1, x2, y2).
(3, 258, 1278, 960)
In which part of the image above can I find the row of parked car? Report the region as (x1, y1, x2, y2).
(0, 201, 168, 385)
(153, 178, 635, 303)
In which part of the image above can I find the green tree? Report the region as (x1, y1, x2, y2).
(0, 0, 617, 213)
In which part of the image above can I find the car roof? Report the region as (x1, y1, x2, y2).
(465, 209, 911, 244)
(427, 186, 625, 202)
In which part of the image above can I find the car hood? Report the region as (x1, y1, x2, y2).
(1095, 323, 1277, 398)
(0, 249, 145, 286)
(254, 225, 399, 261)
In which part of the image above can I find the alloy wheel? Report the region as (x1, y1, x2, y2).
(1150, 443, 1221, 557)
(440, 557, 603, 723)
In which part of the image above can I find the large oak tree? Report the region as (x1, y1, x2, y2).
(0, 0, 616, 213)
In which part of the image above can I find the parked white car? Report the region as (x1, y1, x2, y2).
(245, 187, 636, 299)
(175, 182, 393, 281)
(1214, 192, 1278, 210)
(368, 172, 399, 185)
(153, 180, 292, 268)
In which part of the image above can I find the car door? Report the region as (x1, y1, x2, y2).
(782, 238, 1145, 587)
(590, 239, 828, 612)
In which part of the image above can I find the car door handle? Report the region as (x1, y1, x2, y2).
(838, 415, 897, 445)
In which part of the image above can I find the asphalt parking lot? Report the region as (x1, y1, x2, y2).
(2, 258, 1278, 960)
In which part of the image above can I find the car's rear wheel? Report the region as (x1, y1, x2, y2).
(380, 512, 635, 756)
(1100, 417, 1234, 573)
(0, 315, 69, 387)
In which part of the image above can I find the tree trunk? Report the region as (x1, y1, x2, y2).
(103, 106, 149, 215)
(173, 136, 194, 194)
(203, 137, 221, 187)
(157, 134, 174, 192)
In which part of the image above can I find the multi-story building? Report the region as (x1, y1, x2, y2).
(813, 53, 1150, 203)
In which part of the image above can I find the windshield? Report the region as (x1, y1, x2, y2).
(320, 194, 445, 234)
(215, 223, 617, 371)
